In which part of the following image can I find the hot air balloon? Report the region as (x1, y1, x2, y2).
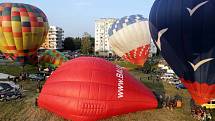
(39, 50, 68, 68)
(38, 57, 158, 121)
(108, 15, 151, 66)
(0, 52, 13, 60)
(0, 3, 49, 65)
(149, 0, 215, 105)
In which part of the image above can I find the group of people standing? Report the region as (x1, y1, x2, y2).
(155, 93, 182, 110)
(191, 106, 212, 121)
(190, 100, 213, 121)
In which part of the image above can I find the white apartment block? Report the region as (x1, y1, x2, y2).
(95, 18, 117, 56)
(41, 26, 64, 50)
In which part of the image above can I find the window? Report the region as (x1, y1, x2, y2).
(212, 101, 215, 104)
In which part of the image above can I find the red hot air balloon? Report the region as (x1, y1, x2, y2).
(38, 57, 158, 121)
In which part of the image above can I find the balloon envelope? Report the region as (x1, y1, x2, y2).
(149, 0, 215, 104)
(0, 3, 49, 65)
(38, 57, 158, 121)
(108, 15, 151, 66)
(39, 50, 68, 68)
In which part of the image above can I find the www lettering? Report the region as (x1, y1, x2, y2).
(116, 65, 124, 99)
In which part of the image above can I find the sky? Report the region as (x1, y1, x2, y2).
(1, 0, 155, 37)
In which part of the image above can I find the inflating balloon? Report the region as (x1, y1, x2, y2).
(1, 52, 14, 60)
(108, 15, 151, 66)
(38, 57, 158, 121)
(149, 0, 215, 104)
(39, 50, 68, 68)
(0, 3, 49, 65)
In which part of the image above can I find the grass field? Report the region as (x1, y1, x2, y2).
(112, 61, 139, 70)
(0, 64, 199, 121)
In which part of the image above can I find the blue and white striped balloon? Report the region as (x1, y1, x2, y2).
(108, 14, 151, 66)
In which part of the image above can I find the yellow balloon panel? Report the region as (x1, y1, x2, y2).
(3, 32, 15, 46)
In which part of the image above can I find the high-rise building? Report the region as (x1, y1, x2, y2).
(95, 18, 117, 56)
(41, 26, 64, 50)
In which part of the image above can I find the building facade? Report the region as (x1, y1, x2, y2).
(41, 26, 64, 50)
(95, 18, 117, 56)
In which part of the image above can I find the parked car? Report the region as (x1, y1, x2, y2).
(161, 75, 174, 80)
(176, 83, 186, 89)
(169, 79, 181, 85)
(0, 81, 23, 101)
(28, 73, 45, 81)
(0, 89, 22, 101)
(202, 99, 215, 109)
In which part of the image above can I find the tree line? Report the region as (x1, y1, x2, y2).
(63, 36, 95, 55)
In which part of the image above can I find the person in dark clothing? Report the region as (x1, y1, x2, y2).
(35, 97, 38, 107)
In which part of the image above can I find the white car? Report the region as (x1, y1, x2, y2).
(168, 79, 181, 85)
(161, 76, 173, 80)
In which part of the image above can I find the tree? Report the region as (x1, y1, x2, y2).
(64, 37, 74, 50)
(64, 37, 81, 51)
(81, 37, 91, 55)
(89, 37, 95, 54)
(80, 32, 95, 55)
(73, 37, 81, 50)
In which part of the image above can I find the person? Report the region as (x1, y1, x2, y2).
(169, 97, 176, 110)
(14, 76, 19, 83)
(166, 95, 171, 109)
(206, 110, 212, 121)
(202, 112, 207, 121)
(156, 76, 160, 82)
(35, 97, 38, 107)
(48, 66, 52, 73)
(159, 94, 164, 108)
(36, 81, 40, 92)
(38, 66, 41, 72)
(21, 72, 27, 81)
(153, 92, 164, 108)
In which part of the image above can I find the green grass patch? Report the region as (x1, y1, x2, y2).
(112, 61, 139, 70)
(0, 65, 38, 76)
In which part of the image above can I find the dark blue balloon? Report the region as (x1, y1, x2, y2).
(149, 0, 215, 104)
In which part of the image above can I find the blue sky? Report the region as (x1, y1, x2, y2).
(1, 0, 155, 37)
